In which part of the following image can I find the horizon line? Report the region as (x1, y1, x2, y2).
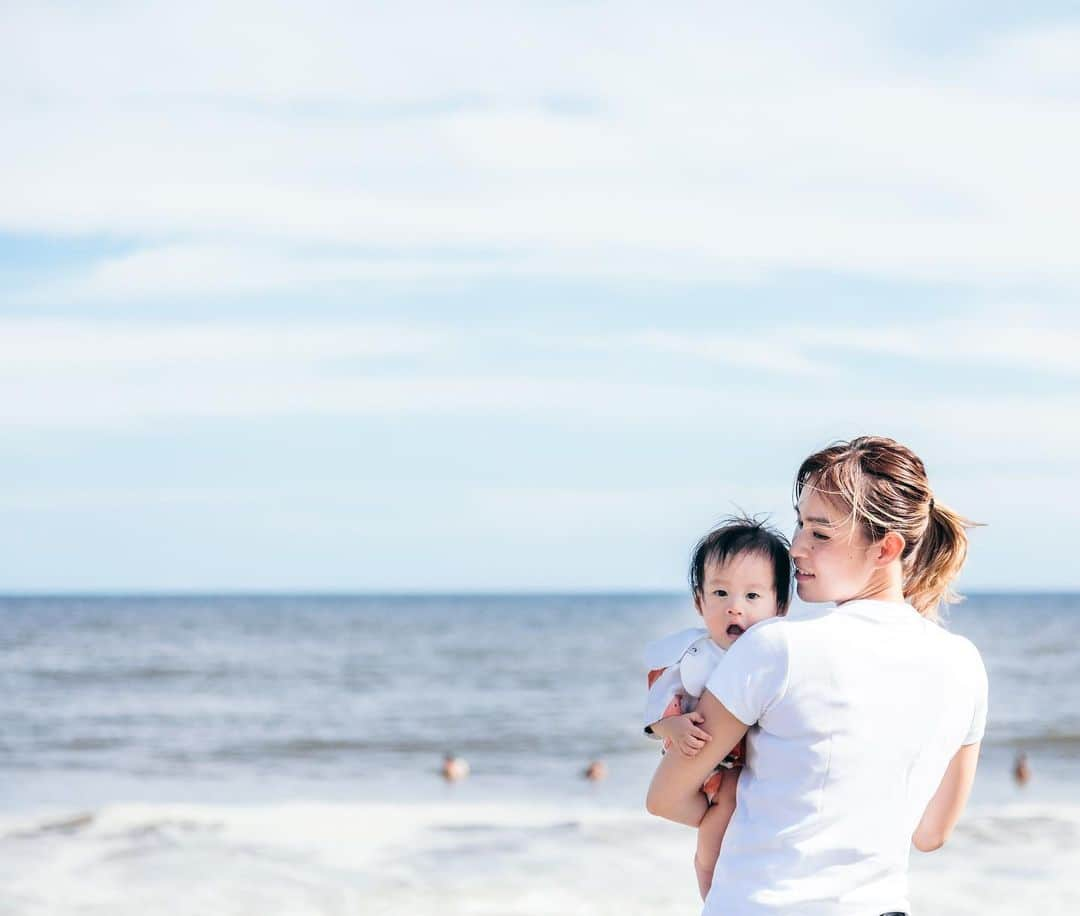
(0, 588, 1076, 599)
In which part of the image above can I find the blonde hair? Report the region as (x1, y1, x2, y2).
(795, 436, 978, 621)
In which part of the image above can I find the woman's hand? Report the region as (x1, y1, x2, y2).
(645, 690, 750, 827)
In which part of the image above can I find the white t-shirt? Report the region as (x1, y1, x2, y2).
(704, 599, 988, 916)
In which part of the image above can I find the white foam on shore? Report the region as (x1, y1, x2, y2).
(2, 798, 1079, 915)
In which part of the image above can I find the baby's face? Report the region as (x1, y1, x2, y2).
(694, 551, 781, 649)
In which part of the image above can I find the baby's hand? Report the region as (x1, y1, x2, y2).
(669, 711, 712, 757)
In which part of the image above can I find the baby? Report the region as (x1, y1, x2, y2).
(643, 516, 791, 900)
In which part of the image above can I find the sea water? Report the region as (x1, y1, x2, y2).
(1, 593, 1077, 914)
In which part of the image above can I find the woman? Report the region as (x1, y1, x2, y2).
(646, 436, 988, 916)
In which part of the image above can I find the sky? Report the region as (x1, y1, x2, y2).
(2, 1, 1079, 592)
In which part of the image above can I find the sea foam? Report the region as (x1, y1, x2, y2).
(2, 798, 1079, 915)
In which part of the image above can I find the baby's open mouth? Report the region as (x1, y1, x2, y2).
(726, 624, 745, 638)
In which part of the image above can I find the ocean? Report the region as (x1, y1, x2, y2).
(1, 593, 1078, 914)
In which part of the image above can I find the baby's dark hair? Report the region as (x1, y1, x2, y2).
(688, 514, 792, 615)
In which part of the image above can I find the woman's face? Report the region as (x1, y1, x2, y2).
(790, 488, 879, 604)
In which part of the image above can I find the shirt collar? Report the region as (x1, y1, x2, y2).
(831, 598, 922, 621)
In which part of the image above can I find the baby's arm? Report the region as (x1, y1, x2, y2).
(694, 768, 739, 901)
(649, 711, 713, 757)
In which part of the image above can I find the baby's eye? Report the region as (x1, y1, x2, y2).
(712, 589, 727, 597)
(747, 592, 760, 600)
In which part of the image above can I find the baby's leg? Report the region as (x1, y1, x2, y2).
(694, 768, 740, 901)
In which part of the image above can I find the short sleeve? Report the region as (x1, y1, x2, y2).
(961, 640, 989, 746)
(705, 618, 790, 727)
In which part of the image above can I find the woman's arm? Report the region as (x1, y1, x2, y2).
(645, 690, 749, 827)
(912, 741, 981, 852)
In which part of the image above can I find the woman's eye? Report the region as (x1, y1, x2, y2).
(747, 593, 760, 600)
(812, 532, 829, 541)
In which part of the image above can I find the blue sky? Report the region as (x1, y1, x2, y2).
(2, 2, 1079, 591)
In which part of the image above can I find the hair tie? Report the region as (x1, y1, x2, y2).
(928, 497, 935, 512)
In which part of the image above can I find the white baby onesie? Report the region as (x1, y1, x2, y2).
(643, 626, 726, 735)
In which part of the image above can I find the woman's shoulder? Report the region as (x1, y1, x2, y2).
(744, 606, 833, 644)
(724, 616, 792, 661)
(938, 628, 988, 681)
(919, 614, 986, 658)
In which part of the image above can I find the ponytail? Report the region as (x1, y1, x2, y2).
(904, 499, 975, 621)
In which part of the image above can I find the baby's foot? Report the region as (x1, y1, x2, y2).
(694, 852, 713, 902)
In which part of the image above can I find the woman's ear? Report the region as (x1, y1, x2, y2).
(874, 531, 906, 566)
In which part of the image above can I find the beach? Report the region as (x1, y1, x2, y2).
(2, 593, 1078, 914)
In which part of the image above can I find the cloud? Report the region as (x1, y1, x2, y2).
(13, 243, 532, 304)
(3, 318, 1078, 489)
(0, 318, 442, 370)
(574, 329, 833, 377)
(806, 319, 1080, 376)
(0, 367, 744, 428)
(0, 484, 269, 512)
(575, 315, 1080, 378)
(3, 5, 1080, 295)
(2, 316, 1078, 436)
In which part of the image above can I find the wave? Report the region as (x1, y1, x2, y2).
(205, 733, 608, 759)
(986, 732, 1080, 753)
(26, 666, 237, 684)
(2, 798, 1079, 916)
(5, 796, 1078, 845)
